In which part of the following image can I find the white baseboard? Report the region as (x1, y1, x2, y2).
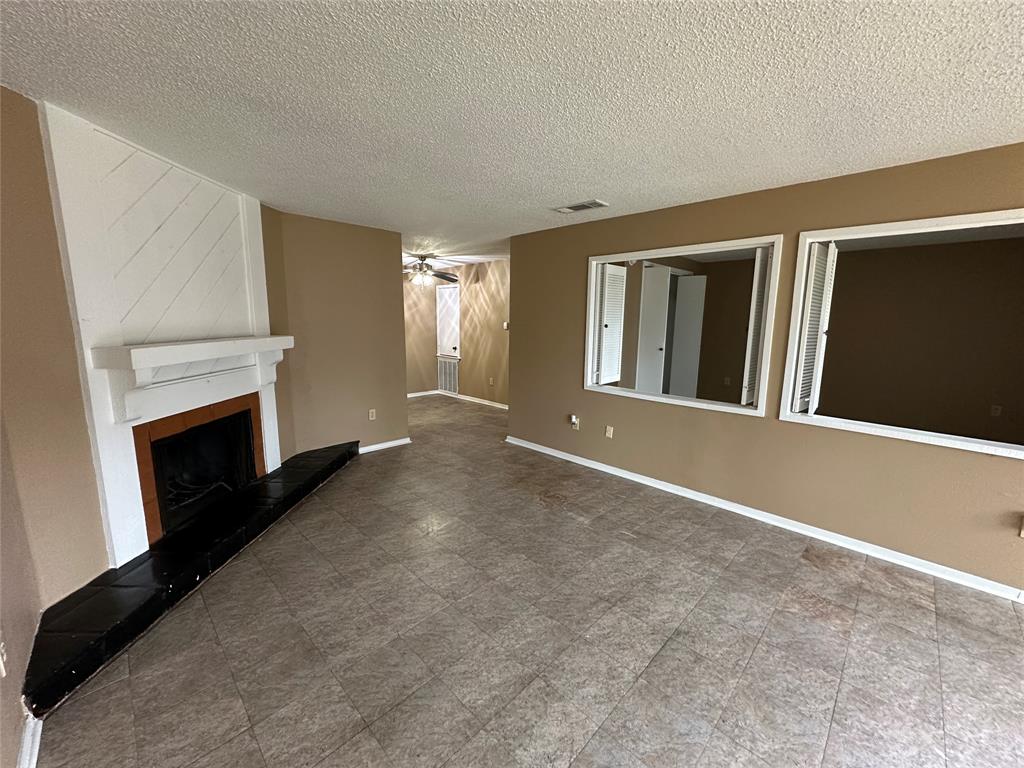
(408, 390, 508, 410)
(504, 435, 1024, 604)
(17, 713, 42, 768)
(443, 392, 509, 410)
(359, 437, 412, 454)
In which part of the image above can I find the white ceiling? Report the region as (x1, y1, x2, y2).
(3, 1, 1023, 257)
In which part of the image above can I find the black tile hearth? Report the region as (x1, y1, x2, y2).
(22, 440, 359, 717)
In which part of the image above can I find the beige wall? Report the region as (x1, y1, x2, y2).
(1, 87, 109, 605)
(262, 206, 409, 458)
(1, 428, 41, 768)
(404, 280, 438, 394)
(403, 260, 510, 405)
(818, 238, 1023, 443)
(509, 142, 1024, 589)
(453, 261, 510, 404)
(2, 86, 110, 760)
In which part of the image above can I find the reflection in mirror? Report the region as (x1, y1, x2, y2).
(590, 241, 775, 410)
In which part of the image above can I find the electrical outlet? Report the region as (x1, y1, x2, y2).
(991, 405, 1003, 417)
(368, 408, 376, 421)
(502, 321, 509, 330)
(569, 414, 580, 431)
(0, 639, 7, 679)
(723, 376, 731, 387)
(605, 425, 614, 439)
(489, 377, 495, 386)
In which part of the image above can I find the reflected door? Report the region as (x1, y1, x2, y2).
(636, 264, 672, 393)
(668, 275, 707, 397)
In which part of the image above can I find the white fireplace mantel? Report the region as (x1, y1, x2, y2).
(91, 335, 295, 425)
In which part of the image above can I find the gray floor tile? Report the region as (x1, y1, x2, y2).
(535, 579, 614, 634)
(190, 730, 267, 768)
(671, 607, 759, 680)
(39, 398, 1024, 768)
(441, 638, 536, 721)
(695, 730, 768, 767)
(640, 640, 737, 720)
(760, 586, 854, 676)
(486, 677, 598, 768)
(455, 581, 531, 635)
(233, 632, 330, 725)
(582, 605, 671, 675)
(822, 681, 944, 768)
(370, 678, 479, 768)
(444, 730, 519, 768)
(400, 604, 489, 673)
(37, 679, 137, 768)
(716, 642, 840, 767)
(541, 638, 637, 723)
(338, 636, 433, 722)
(253, 678, 365, 768)
(602, 678, 715, 767)
(492, 606, 577, 671)
(135, 681, 249, 768)
(314, 730, 391, 768)
(570, 729, 645, 768)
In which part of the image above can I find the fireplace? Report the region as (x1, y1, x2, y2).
(133, 394, 267, 542)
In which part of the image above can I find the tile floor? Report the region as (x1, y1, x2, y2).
(37, 396, 1024, 768)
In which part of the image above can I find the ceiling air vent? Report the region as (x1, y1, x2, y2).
(553, 199, 609, 214)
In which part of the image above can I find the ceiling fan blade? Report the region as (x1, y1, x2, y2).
(430, 270, 459, 283)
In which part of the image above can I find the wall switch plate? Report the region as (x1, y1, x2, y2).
(723, 376, 731, 386)
(502, 321, 509, 330)
(991, 405, 1003, 417)
(368, 408, 377, 421)
(569, 414, 580, 431)
(605, 425, 614, 439)
(489, 377, 494, 386)
(0, 639, 7, 679)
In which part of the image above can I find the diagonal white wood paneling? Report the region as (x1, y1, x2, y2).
(42, 103, 283, 569)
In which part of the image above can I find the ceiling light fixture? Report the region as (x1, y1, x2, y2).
(403, 254, 458, 285)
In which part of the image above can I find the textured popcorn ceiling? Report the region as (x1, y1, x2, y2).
(3, 1, 1023, 256)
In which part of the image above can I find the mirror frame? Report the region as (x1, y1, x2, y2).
(584, 234, 784, 417)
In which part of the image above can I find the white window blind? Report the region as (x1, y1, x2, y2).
(741, 247, 770, 406)
(793, 241, 839, 413)
(436, 284, 461, 358)
(596, 264, 627, 384)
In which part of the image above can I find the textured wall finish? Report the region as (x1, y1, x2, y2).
(0, 87, 109, 608)
(263, 206, 409, 457)
(2, 2, 1022, 254)
(509, 143, 1024, 590)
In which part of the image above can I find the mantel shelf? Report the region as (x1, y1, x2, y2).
(91, 335, 295, 371)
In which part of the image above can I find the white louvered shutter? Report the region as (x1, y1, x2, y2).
(597, 265, 627, 384)
(793, 242, 839, 413)
(741, 247, 770, 406)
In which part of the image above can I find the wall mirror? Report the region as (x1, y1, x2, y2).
(781, 209, 1023, 459)
(585, 235, 782, 416)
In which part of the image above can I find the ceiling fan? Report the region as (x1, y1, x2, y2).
(403, 253, 458, 285)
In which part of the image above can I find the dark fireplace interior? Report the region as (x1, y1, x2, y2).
(151, 410, 257, 535)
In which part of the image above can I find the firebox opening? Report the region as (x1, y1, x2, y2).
(151, 410, 257, 535)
